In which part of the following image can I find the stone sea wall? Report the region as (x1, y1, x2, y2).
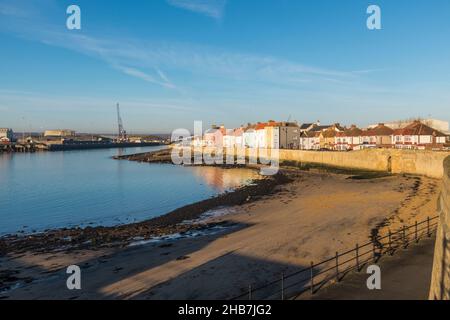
(245, 148, 449, 178)
(429, 156, 450, 299)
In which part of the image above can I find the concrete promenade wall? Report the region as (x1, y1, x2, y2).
(429, 156, 450, 299)
(195, 147, 448, 178)
(243, 148, 449, 179)
(276, 149, 390, 172)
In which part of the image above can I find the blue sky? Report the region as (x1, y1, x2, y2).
(0, 0, 449, 134)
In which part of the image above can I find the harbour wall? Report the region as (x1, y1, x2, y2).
(182, 147, 449, 178)
(47, 142, 163, 152)
(241, 148, 449, 179)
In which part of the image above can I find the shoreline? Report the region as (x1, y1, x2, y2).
(0, 166, 291, 256)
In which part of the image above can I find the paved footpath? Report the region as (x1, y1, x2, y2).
(302, 237, 436, 300)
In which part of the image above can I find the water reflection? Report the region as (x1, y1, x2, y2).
(190, 166, 260, 192)
(116, 148, 125, 157)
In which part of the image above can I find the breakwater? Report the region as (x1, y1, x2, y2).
(47, 142, 163, 151)
(1, 142, 165, 153)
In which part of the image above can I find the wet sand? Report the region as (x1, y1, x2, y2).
(0, 166, 439, 300)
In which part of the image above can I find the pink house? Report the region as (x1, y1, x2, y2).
(204, 125, 226, 147)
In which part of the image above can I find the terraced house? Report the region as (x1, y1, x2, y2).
(200, 120, 449, 151)
(335, 125, 363, 151)
(319, 124, 345, 150)
(204, 125, 226, 147)
(299, 131, 321, 150)
(392, 121, 447, 150)
(360, 123, 394, 149)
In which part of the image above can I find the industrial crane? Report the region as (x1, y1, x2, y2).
(116, 103, 127, 142)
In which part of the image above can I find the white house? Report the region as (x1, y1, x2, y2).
(392, 121, 447, 150)
(223, 129, 236, 148)
(300, 131, 320, 150)
(234, 127, 245, 148)
(335, 126, 363, 151)
(255, 123, 267, 148)
(243, 127, 258, 148)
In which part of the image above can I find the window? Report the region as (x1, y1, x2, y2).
(420, 136, 431, 143)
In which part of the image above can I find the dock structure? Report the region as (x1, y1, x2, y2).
(46, 141, 162, 151)
(1, 141, 164, 153)
(1, 143, 33, 153)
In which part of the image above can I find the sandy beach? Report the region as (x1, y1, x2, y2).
(0, 161, 440, 299)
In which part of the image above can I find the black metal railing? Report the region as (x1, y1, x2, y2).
(232, 216, 439, 300)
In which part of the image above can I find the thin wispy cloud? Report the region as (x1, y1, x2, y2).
(113, 65, 176, 89)
(166, 0, 227, 19)
(0, 0, 380, 106)
(0, 0, 177, 90)
(0, 2, 364, 92)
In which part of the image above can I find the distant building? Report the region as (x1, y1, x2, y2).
(259, 123, 276, 149)
(299, 122, 342, 150)
(319, 123, 345, 150)
(392, 121, 447, 150)
(223, 129, 236, 148)
(370, 119, 449, 135)
(191, 135, 203, 147)
(335, 125, 363, 151)
(44, 129, 76, 137)
(221, 127, 246, 148)
(308, 124, 334, 134)
(360, 123, 394, 149)
(204, 125, 226, 147)
(245, 121, 300, 149)
(233, 127, 245, 148)
(300, 131, 321, 150)
(255, 123, 268, 148)
(277, 122, 300, 149)
(128, 136, 142, 143)
(243, 125, 258, 148)
(0, 128, 14, 143)
(299, 123, 316, 133)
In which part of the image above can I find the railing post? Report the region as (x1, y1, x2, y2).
(388, 230, 392, 255)
(356, 244, 360, 272)
(373, 240, 377, 262)
(403, 226, 407, 249)
(335, 252, 339, 282)
(248, 285, 252, 300)
(415, 221, 418, 243)
(281, 273, 284, 301)
(310, 261, 314, 295)
(427, 217, 431, 237)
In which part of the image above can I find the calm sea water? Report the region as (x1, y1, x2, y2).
(0, 146, 259, 235)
